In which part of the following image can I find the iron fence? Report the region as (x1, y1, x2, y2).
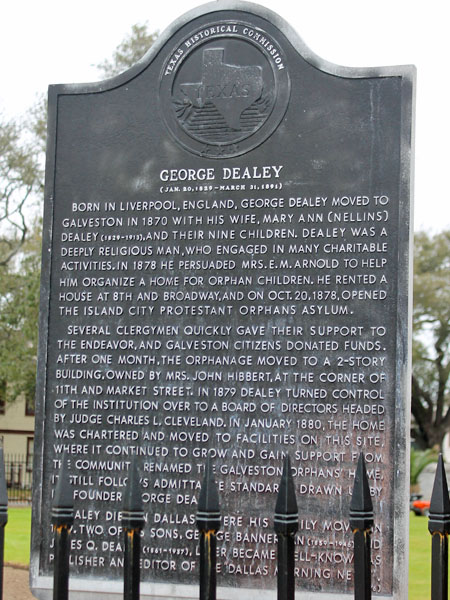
(0, 449, 448, 599)
(3, 454, 32, 503)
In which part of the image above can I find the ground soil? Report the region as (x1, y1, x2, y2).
(4, 565, 35, 600)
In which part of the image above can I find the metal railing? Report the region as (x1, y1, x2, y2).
(0, 449, 448, 599)
(3, 454, 32, 503)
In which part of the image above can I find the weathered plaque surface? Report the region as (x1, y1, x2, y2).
(32, 2, 415, 598)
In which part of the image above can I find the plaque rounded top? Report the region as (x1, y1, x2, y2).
(159, 18, 290, 158)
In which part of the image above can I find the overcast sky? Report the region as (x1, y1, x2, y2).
(1, 0, 448, 233)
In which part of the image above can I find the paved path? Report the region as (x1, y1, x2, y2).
(4, 566, 35, 600)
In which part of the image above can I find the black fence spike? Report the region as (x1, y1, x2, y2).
(428, 454, 450, 600)
(196, 458, 221, 600)
(349, 453, 373, 600)
(349, 452, 374, 531)
(51, 453, 74, 528)
(274, 454, 298, 600)
(274, 453, 298, 536)
(51, 454, 74, 600)
(428, 454, 450, 535)
(196, 457, 221, 533)
(122, 458, 145, 600)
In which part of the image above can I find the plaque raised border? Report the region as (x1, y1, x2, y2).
(31, 2, 415, 599)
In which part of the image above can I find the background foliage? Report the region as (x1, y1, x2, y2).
(412, 230, 450, 449)
(0, 23, 156, 410)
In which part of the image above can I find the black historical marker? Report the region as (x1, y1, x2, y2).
(31, 2, 414, 598)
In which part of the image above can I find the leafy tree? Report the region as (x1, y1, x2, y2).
(96, 23, 159, 78)
(0, 229, 41, 403)
(0, 105, 43, 408)
(0, 116, 42, 266)
(411, 230, 450, 449)
(0, 23, 158, 409)
(410, 447, 438, 492)
(27, 96, 48, 155)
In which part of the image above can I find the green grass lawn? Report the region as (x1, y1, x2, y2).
(2, 507, 435, 596)
(4, 506, 31, 566)
(408, 512, 432, 600)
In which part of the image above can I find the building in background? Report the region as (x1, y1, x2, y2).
(0, 394, 34, 501)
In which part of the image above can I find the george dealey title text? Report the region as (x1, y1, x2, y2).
(159, 165, 283, 182)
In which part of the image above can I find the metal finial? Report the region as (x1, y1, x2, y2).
(51, 453, 74, 527)
(428, 454, 450, 535)
(196, 458, 221, 532)
(274, 454, 298, 535)
(122, 458, 145, 530)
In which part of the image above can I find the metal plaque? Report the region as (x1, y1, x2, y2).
(31, 2, 415, 598)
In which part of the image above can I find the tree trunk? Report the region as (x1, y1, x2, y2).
(411, 375, 449, 450)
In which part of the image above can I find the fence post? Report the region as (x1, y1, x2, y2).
(0, 449, 8, 600)
(349, 453, 373, 600)
(428, 454, 450, 600)
(51, 455, 74, 600)
(196, 459, 221, 600)
(274, 454, 298, 600)
(122, 459, 145, 600)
